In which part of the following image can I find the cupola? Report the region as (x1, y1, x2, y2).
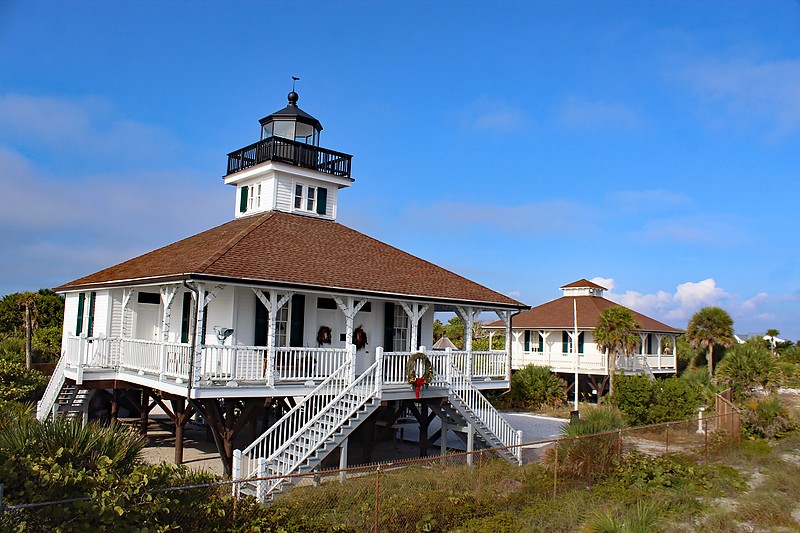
(223, 90, 354, 222)
(258, 91, 322, 146)
(560, 279, 607, 298)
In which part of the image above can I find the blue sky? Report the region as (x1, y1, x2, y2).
(1, 1, 799, 339)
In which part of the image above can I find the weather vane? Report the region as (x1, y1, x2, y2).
(292, 76, 300, 91)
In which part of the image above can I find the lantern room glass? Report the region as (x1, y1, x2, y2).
(262, 120, 320, 146)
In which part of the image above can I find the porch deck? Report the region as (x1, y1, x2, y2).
(61, 336, 510, 399)
(513, 350, 677, 375)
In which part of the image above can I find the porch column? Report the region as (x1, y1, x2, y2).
(333, 296, 367, 347)
(120, 288, 134, 338)
(512, 330, 522, 366)
(191, 283, 206, 386)
(656, 334, 663, 369)
(456, 307, 480, 377)
(541, 331, 552, 368)
(159, 285, 179, 380)
(640, 333, 648, 371)
(400, 302, 429, 351)
(494, 309, 512, 381)
(253, 289, 292, 386)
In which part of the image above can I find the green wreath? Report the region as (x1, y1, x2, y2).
(405, 351, 434, 385)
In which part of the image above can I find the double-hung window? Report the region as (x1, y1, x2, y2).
(293, 182, 328, 215)
(392, 305, 409, 352)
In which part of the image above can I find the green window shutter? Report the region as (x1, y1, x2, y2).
(524, 330, 531, 352)
(562, 331, 569, 353)
(289, 294, 305, 347)
(578, 332, 584, 354)
(240, 185, 249, 213)
(180, 292, 192, 343)
(316, 187, 328, 215)
(254, 298, 267, 346)
(87, 292, 96, 337)
(646, 334, 652, 354)
(537, 332, 544, 352)
(76, 293, 85, 334)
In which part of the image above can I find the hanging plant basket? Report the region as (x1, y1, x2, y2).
(406, 351, 434, 398)
(354, 325, 368, 351)
(317, 325, 332, 346)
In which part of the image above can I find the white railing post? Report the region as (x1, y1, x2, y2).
(230, 345, 238, 380)
(76, 334, 86, 385)
(348, 344, 356, 382)
(232, 449, 242, 498)
(266, 346, 275, 387)
(516, 429, 524, 465)
(256, 457, 267, 503)
(159, 342, 167, 381)
(375, 347, 384, 398)
(445, 347, 453, 385)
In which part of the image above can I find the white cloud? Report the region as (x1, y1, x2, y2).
(559, 96, 641, 131)
(605, 189, 691, 215)
(403, 199, 599, 237)
(590, 277, 615, 290)
(631, 214, 747, 246)
(459, 97, 531, 134)
(0, 93, 179, 161)
(680, 57, 800, 136)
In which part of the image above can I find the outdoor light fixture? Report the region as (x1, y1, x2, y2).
(213, 326, 234, 343)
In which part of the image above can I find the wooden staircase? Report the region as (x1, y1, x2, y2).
(234, 356, 382, 502)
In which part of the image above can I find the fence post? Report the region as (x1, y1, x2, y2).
(374, 467, 381, 533)
(553, 443, 559, 500)
(476, 451, 483, 505)
(665, 422, 670, 455)
(256, 458, 267, 504)
(704, 417, 709, 462)
(231, 450, 242, 499)
(516, 429, 524, 466)
(617, 429, 622, 461)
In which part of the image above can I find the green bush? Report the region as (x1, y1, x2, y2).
(0, 359, 48, 404)
(0, 336, 25, 364)
(33, 326, 63, 363)
(716, 343, 780, 402)
(742, 396, 795, 439)
(506, 365, 567, 410)
(610, 374, 701, 426)
(555, 405, 627, 479)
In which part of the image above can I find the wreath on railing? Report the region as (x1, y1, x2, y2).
(354, 326, 368, 351)
(317, 325, 332, 346)
(406, 351, 434, 398)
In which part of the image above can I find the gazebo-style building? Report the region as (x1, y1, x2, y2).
(486, 279, 681, 397)
(39, 91, 527, 501)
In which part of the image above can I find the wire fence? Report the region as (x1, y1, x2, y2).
(0, 411, 740, 532)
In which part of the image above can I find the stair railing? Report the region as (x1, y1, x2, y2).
(235, 347, 383, 499)
(36, 354, 69, 421)
(448, 365, 522, 464)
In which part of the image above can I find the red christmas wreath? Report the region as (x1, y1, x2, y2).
(317, 325, 332, 346)
(353, 325, 368, 350)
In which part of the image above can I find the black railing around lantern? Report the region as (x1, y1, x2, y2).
(226, 137, 352, 179)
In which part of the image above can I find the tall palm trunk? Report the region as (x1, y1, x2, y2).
(707, 344, 714, 381)
(24, 302, 33, 370)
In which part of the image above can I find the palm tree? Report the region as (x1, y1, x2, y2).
(765, 328, 780, 355)
(685, 306, 735, 381)
(16, 292, 38, 370)
(594, 306, 640, 392)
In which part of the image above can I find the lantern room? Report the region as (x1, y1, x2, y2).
(259, 91, 322, 146)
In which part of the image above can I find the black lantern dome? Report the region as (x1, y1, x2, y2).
(259, 92, 322, 146)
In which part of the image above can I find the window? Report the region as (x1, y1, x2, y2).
(293, 182, 328, 215)
(138, 292, 160, 305)
(317, 297, 338, 310)
(562, 331, 584, 354)
(248, 182, 261, 210)
(275, 305, 289, 347)
(393, 305, 409, 351)
(306, 186, 316, 212)
(294, 184, 303, 209)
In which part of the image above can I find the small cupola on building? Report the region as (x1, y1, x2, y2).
(559, 279, 607, 298)
(223, 90, 353, 221)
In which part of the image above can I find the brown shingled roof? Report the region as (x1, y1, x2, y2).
(487, 295, 681, 333)
(56, 211, 524, 308)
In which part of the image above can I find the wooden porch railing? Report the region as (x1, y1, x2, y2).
(226, 136, 352, 179)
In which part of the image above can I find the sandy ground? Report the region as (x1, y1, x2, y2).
(140, 410, 568, 477)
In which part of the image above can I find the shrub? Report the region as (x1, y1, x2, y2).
(0, 359, 48, 404)
(716, 343, 780, 402)
(611, 374, 702, 426)
(506, 365, 567, 410)
(0, 336, 25, 364)
(742, 395, 795, 439)
(555, 405, 627, 479)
